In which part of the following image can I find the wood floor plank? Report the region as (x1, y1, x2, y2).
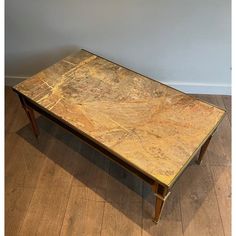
(106, 162, 143, 203)
(55, 133, 110, 235)
(35, 135, 76, 189)
(5, 132, 46, 189)
(72, 145, 110, 202)
(60, 185, 105, 236)
(36, 116, 110, 201)
(5, 87, 19, 132)
(19, 185, 72, 236)
(101, 201, 142, 236)
(18, 127, 77, 235)
(142, 181, 183, 236)
(211, 166, 231, 236)
(179, 164, 225, 236)
(5, 186, 35, 236)
(5, 87, 22, 133)
(101, 163, 143, 236)
(221, 95, 231, 124)
(59, 144, 110, 235)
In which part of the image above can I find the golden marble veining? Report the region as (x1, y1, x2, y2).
(14, 50, 225, 187)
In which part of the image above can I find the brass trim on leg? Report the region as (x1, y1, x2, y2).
(152, 182, 170, 224)
(154, 191, 171, 201)
(153, 197, 165, 224)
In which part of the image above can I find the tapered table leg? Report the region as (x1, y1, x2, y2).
(18, 95, 40, 138)
(196, 135, 213, 165)
(152, 183, 170, 223)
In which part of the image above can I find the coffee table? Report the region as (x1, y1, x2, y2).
(13, 49, 225, 223)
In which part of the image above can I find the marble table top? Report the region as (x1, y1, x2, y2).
(14, 49, 225, 187)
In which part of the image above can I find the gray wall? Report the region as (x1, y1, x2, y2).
(5, 0, 231, 94)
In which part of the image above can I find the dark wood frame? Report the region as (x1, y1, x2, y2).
(14, 91, 222, 223)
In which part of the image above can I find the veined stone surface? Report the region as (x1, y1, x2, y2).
(14, 49, 225, 187)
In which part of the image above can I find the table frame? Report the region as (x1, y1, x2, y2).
(15, 91, 220, 223)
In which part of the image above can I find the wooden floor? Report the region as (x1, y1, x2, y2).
(5, 87, 231, 236)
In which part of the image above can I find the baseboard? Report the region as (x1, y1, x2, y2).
(167, 82, 231, 95)
(5, 76, 29, 87)
(5, 76, 231, 95)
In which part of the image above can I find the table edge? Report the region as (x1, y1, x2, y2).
(12, 49, 227, 188)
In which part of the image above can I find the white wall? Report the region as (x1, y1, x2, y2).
(5, 0, 231, 94)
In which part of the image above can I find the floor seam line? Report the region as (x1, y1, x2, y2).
(17, 157, 47, 234)
(209, 166, 226, 236)
(178, 185, 185, 236)
(58, 177, 74, 236)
